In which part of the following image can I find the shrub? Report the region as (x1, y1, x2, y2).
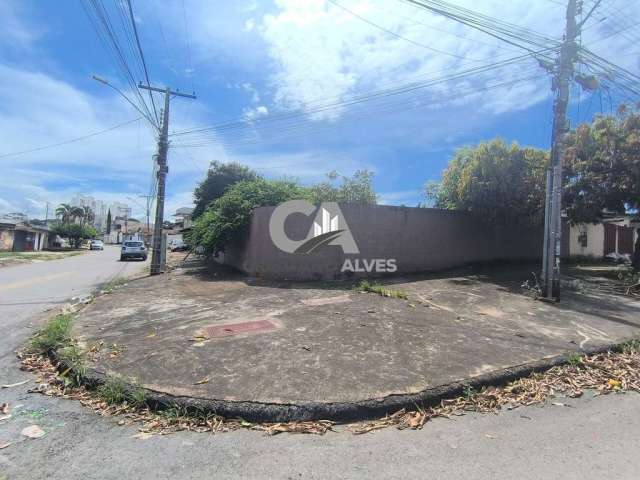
(189, 178, 306, 256)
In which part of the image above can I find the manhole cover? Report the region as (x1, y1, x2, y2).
(204, 319, 277, 338)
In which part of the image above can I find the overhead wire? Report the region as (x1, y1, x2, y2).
(0, 117, 143, 159)
(170, 46, 559, 141)
(125, 0, 160, 125)
(171, 66, 547, 150)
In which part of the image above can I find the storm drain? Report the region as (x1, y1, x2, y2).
(204, 319, 277, 338)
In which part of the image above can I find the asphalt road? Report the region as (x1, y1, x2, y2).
(1, 248, 640, 479)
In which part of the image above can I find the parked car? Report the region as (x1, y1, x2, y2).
(169, 239, 189, 252)
(89, 239, 104, 250)
(120, 241, 147, 261)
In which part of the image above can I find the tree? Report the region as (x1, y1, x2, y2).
(563, 106, 640, 223)
(52, 222, 98, 248)
(305, 170, 378, 205)
(55, 203, 74, 224)
(189, 179, 306, 255)
(81, 205, 95, 226)
(106, 209, 112, 234)
(70, 206, 84, 224)
(192, 161, 260, 219)
(425, 139, 548, 226)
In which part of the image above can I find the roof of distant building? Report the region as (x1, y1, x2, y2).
(174, 207, 194, 216)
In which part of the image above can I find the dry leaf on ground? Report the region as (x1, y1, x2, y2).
(2, 380, 29, 388)
(21, 425, 45, 439)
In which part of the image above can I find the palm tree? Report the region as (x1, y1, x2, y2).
(81, 205, 94, 226)
(55, 203, 74, 224)
(70, 206, 84, 224)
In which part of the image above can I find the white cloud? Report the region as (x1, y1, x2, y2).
(244, 18, 256, 31)
(257, 0, 639, 123)
(243, 104, 269, 120)
(378, 189, 421, 206)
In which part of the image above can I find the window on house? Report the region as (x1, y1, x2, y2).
(578, 231, 587, 247)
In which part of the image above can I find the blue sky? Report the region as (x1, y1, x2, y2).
(0, 0, 638, 221)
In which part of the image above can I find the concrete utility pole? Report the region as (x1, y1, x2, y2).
(541, 0, 580, 301)
(138, 84, 196, 275)
(541, 0, 603, 301)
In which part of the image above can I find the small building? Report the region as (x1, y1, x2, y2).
(0, 220, 51, 252)
(104, 216, 142, 244)
(568, 215, 639, 259)
(173, 207, 194, 230)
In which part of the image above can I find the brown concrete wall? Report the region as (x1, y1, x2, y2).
(224, 204, 544, 281)
(0, 229, 14, 251)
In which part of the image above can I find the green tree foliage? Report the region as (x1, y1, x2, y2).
(192, 161, 260, 219)
(106, 209, 112, 234)
(55, 203, 85, 225)
(52, 222, 98, 248)
(81, 205, 95, 226)
(425, 139, 548, 225)
(189, 178, 306, 255)
(305, 170, 378, 205)
(189, 169, 379, 255)
(563, 107, 640, 223)
(55, 203, 74, 223)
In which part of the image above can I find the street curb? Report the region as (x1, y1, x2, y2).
(57, 336, 639, 423)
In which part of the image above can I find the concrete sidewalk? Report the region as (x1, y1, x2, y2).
(72, 260, 640, 421)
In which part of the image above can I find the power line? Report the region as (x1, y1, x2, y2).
(170, 47, 557, 139)
(171, 69, 546, 150)
(125, 0, 159, 125)
(0, 117, 142, 159)
(327, 0, 484, 61)
(80, 0, 157, 129)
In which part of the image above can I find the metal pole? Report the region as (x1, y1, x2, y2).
(150, 88, 170, 275)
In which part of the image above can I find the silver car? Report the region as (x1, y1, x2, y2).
(89, 240, 104, 250)
(120, 241, 147, 261)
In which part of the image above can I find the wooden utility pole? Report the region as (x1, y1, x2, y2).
(138, 84, 196, 275)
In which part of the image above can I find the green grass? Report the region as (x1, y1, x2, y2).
(0, 251, 83, 262)
(355, 280, 409, 300)
(567, 352, 583, 366)
(98, 375, 147, 408)
(58, 343, 87, 386)
(622, 339, 640, 354)
(30, 314, 73, 353)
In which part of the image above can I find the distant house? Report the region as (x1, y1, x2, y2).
(0, 220, 51, 252)
(103, 216, 142, 244)
(172, 207, 194, 230)
(568, 215, 639, 259)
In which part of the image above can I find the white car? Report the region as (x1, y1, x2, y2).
(89, 240, 104, 250)
(170, 240, 189, 252)
(120, 241, 148, 261)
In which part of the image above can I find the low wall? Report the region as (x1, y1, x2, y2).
(224, 204, 545, 281)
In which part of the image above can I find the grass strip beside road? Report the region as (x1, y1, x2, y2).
(0, 250, 85, 267)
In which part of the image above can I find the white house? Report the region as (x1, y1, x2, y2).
(569, 215, 639, 259)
